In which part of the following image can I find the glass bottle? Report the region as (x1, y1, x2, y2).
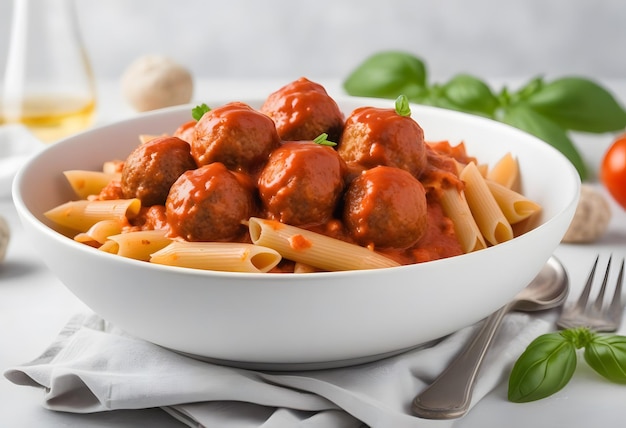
(1, 0, 96, 143)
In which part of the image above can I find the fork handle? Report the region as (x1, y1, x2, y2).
(412, 304, 511, 419)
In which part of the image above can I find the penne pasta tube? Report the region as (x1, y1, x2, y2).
(44, 198, 141, 232)
(293, 262, 319, 273)
(439, 187, 486, 253)
(63, 170, 120, 199)
(150, 241, 282, 273)
(248, 217, 400, 271)
(74, 219, 124, 245)
(98, 240, 119, 254)
(460, 162, 513, 246)
(487, 152, 519, 191)
(101, 229, 172, 261)
(486, 180, 542, 224)
(139, 134, 165, 144)
(476, 163, 489, 178)
(102, 160, 124, 175)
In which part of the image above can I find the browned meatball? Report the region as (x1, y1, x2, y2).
(260, 77, 345, 143)
(173, 119, 196, 143)
(338, 106, 427, 178)
(166, 162, 253, 241)
(191, 102, 280, 173)
(258, 141, 346, 227)
(121, 136, 197, 206)
(343, 166, 428, 249)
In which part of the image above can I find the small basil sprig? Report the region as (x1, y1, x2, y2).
(508, 327, 626, 403)
(313, 133, 337, 147)
(395, 95, 411, 116)
(192, 103, 211, 121)
(343, 52, 626, 181)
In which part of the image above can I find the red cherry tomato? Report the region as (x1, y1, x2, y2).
(601, 133, 626, 210)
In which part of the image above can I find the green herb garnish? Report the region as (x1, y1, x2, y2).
(395, 94, 411, 117)
(192, 103, 211, 121)
(508, 327, 626, 403)
(343, 51, 626, 181)
(313, 133, 337, 147)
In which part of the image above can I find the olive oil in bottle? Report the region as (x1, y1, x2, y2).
(2, 0, 97, 143)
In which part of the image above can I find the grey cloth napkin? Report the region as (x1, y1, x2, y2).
(4, 312, 551, 427)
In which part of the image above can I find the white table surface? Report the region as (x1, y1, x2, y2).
(1, 78, 626, 427)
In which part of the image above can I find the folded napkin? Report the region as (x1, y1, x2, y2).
(5, 311, 551, 427)
(0, 124, 45, 199)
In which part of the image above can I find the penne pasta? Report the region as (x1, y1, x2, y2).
(44, 198, 141, 232)
(100, 229, 172, 261)
(63, 170, 120, 199)
(102, 160, 124, 175)
(293, 262, 319, 273)
(248, 217, 400, 271)
(460, 162, 513, 246)
(487, 152, 520, 191)
(74, 219, 124, 245)
(476, 163, 489, 178)
(150, 241, 282, 273)
(486, 180, 542, 224)
(139, 134, 166, 144)
(439, 187, 486, 253)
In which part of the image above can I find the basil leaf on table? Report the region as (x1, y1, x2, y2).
(343, 51, 428, 100)
(501, 104, 588, 180)
(440, 74, 498, 117)
(508, 332, 578, 403)
(585, 334, 626, 383)
(525, 77, 626, 133)
(509, 327, 626, 403)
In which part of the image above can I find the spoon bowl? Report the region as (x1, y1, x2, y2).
(513, 256, 569, 312)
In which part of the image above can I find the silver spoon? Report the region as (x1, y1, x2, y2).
(412, 256, 569, 419)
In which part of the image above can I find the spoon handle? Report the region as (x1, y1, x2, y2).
(412, 303, 511, 419)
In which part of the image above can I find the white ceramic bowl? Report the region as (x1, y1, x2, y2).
(13, 97, 580, 369)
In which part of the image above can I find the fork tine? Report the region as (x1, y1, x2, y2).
(573, 255, 599, 311)
(557, 255, 625, 332)
(608, 258, 625, 323)
(592, 255, 612, 312)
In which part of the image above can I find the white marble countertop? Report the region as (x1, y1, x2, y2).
(1, 78, 626, 427)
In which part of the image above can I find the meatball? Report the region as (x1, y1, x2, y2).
(173, 119, 196, 143)
(338, 106, 427, 177)
(258, 141, 346, 226)
(166, 162, 253, 241)
(260, 77, 345, 142)
(343, 166, 428, 249)
(191, 102, 280, 173)
(121, 136, 197, 206)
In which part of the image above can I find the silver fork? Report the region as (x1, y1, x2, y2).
(556, 255, 625, 332)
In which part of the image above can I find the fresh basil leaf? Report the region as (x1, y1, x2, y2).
(501, 104, 587, 180)
(192, 103, 211, 121)
(508, 332, 577, 403)
(411, 86, 462, 110)
(512, 76, 545, 102)
(343, 51, 428, 99)
(441, 74, 498, 117)
(525, 77, 626, 133)
(395, 95, 411, 117)
(584, 334, 626, 383)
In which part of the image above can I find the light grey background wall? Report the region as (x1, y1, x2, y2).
(1, 0, 625, 84)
